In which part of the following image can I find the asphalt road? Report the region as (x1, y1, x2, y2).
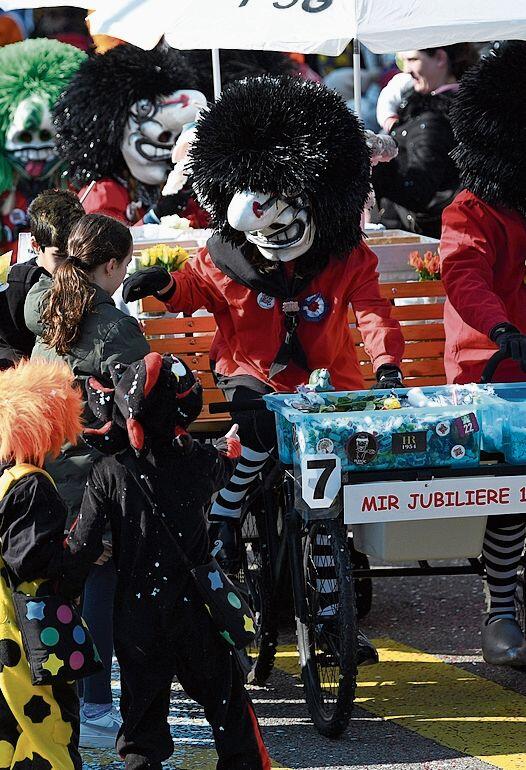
(82, 567, 526, 770)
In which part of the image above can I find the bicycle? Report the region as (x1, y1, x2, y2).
(209, 399, 359, 737)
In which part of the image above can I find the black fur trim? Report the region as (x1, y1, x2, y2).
(190, 75, 371, 263)
(450, 41, 526, 214)
(53, 43, 197, 187)
(399, 89, 455, 121)
(186, 49, 295, 100)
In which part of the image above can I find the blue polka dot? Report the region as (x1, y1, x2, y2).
(72, 626, 86, 645)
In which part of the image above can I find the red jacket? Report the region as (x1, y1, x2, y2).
(80, 178, 210, 229)
(167, 242, 404, 392)
(441, 190, 526, 384)
(80, 179, 145, 224)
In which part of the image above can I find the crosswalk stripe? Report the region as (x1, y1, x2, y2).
(274, 639, 526, 770)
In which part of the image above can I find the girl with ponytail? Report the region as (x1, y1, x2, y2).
(24, 213, 149, 746)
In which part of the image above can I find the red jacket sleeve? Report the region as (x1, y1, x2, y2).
(165, 248, 228, 315)
(80, 180, 129, 224)
(440, 198, 509, 337)
(347, 244, 405, 371)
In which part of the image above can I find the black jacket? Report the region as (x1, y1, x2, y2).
(0, 469, 90, 598)
(66, 442, 234, 650)
(372, 89, 460, 238)
(0, 258, 45, 364)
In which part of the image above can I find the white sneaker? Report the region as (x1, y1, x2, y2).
(79, 707, 121, 749)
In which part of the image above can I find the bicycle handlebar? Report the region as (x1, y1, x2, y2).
(479, 350, 509, 384)
(208, 399, 267, 414)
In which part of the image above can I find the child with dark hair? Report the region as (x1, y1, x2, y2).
(25, 212, 150, 747)
(66, 351, 270, 770)
(0, 188, 84, 366)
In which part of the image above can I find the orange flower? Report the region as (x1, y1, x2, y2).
(408, 251, 424, 271)
(408, 249, 440, 279)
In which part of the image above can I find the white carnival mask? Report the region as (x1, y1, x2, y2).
(121, 89, 207, 186)
(227, 190, 316, 262)
(5, 95, 60, 181)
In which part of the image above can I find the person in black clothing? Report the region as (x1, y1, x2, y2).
(0, 188, 84, 367)
(65, 351, 271, 770)
(371, 44, 478, 238)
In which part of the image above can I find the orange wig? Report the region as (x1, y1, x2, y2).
(0, 359, 83, 467)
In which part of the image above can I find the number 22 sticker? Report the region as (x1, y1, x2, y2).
(301, 453, 341, 509)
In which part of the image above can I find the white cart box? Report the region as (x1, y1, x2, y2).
(364, 228, 439, 283)
(345, 475, 526, 562)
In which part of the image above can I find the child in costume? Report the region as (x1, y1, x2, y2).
(66, 351, 271, 770)
(441, 41, 526, 667)
(53, 43, 209, 228)
(123, 75, 405, 663)
(0, 358, 88, 769)
(0, 39, 86, 254)
(0, 189, 84, 367)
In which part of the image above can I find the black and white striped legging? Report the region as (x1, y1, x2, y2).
(483, 516, 526, 622)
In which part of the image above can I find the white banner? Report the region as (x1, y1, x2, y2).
(2, 1, 526, 54)
(344, 475, 526, 525)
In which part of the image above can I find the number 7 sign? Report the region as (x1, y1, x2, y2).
(301, 453, 342, 509)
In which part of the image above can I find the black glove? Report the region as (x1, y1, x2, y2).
(122, 266, 175, 303)
(372, 364, 403, 390)
(145, 191, 193, 223)
(489, 323, 526, 371)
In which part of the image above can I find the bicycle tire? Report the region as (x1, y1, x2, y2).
(516, 555, 526, 635)
(236, 487, 280, 685)
(295, 518, 358, 738)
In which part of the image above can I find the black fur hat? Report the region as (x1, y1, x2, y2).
(185, 49, 295, 100)
(190, 75, 371, 261)
(450, 41, 526, 214)
(53, 43, 196, 187)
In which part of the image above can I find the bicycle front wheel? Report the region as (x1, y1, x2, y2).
(295, 518, 358, 737)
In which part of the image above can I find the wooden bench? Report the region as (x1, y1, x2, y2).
(139, 279, 446, 432)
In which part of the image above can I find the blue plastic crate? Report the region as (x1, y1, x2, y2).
(482, 383, 526, 463)
(264, 387, 486, 472)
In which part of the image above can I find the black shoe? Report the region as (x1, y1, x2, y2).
(208, 517, 242, 574)
(481, 616, 526, 668)
(357, 630, 379, 666)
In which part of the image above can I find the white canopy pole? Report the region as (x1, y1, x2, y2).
(352, 37, 362, 120)
(212, 48, 222, 101)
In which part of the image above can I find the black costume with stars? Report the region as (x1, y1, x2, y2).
(67, 447, 269, 770)
(0, 470, 86, 770)
(66, 353, 270, 770)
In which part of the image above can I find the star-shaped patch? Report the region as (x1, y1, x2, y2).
(25, 601, 46, 622)
(23, 695, 51, 724)
(220, 630, 235, 646)
(41, 654, 63, 676)
(208, 570, 223, 591)
(243, 615, 255, 634)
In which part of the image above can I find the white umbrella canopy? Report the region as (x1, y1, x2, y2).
(4, 0, 524, 55)
(2, 0, 526, 52)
